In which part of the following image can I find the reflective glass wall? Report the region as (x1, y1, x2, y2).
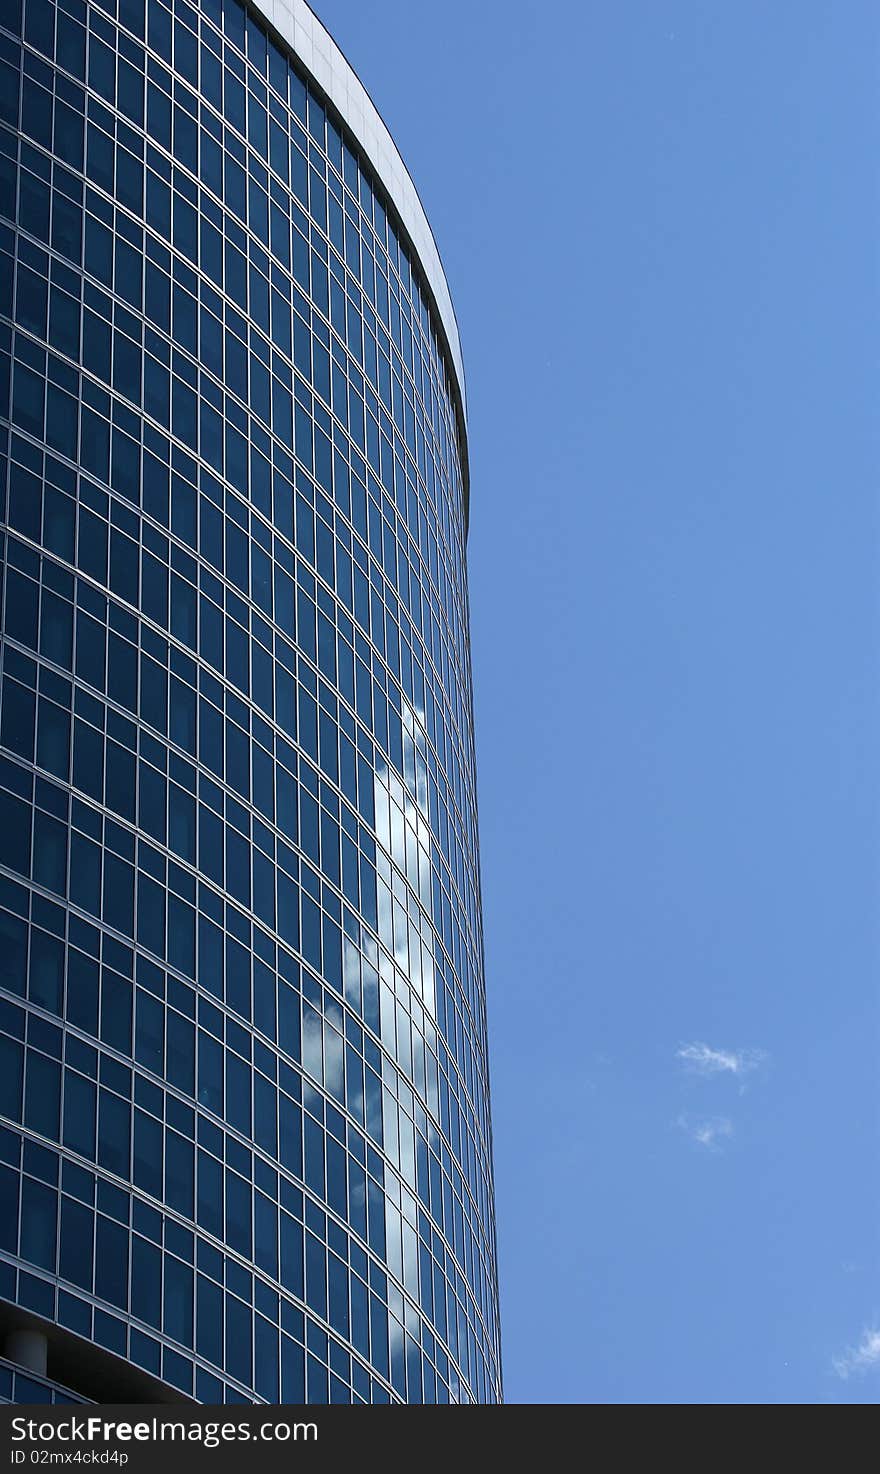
(0, 0, 501, 1405)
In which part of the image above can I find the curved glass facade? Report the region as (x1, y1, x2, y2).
(0, 0, 500, 1406)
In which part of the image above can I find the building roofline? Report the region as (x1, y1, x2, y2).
(249, 1, 471, 520)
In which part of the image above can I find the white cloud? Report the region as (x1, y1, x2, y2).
(676, 1042, 766, 1078)
(677, 1115, 733, 1150)
(833, 1328, 880, 1379)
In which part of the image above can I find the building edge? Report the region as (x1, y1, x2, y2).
(248, 0, 471, 526)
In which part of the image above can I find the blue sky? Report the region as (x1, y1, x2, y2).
(315, 2, 880, 1403)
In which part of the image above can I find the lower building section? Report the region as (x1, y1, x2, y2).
(0, 1356, 86, 1408)
(0, 1301, 172, 1404)
(0, 1097, 472, 1403)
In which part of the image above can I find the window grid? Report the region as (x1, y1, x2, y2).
(0, 0, 500, 1406)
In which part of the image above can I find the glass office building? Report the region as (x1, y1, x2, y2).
(0, 0, 501, 1404)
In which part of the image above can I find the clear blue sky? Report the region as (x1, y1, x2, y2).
(314, 1, 880, 1403)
